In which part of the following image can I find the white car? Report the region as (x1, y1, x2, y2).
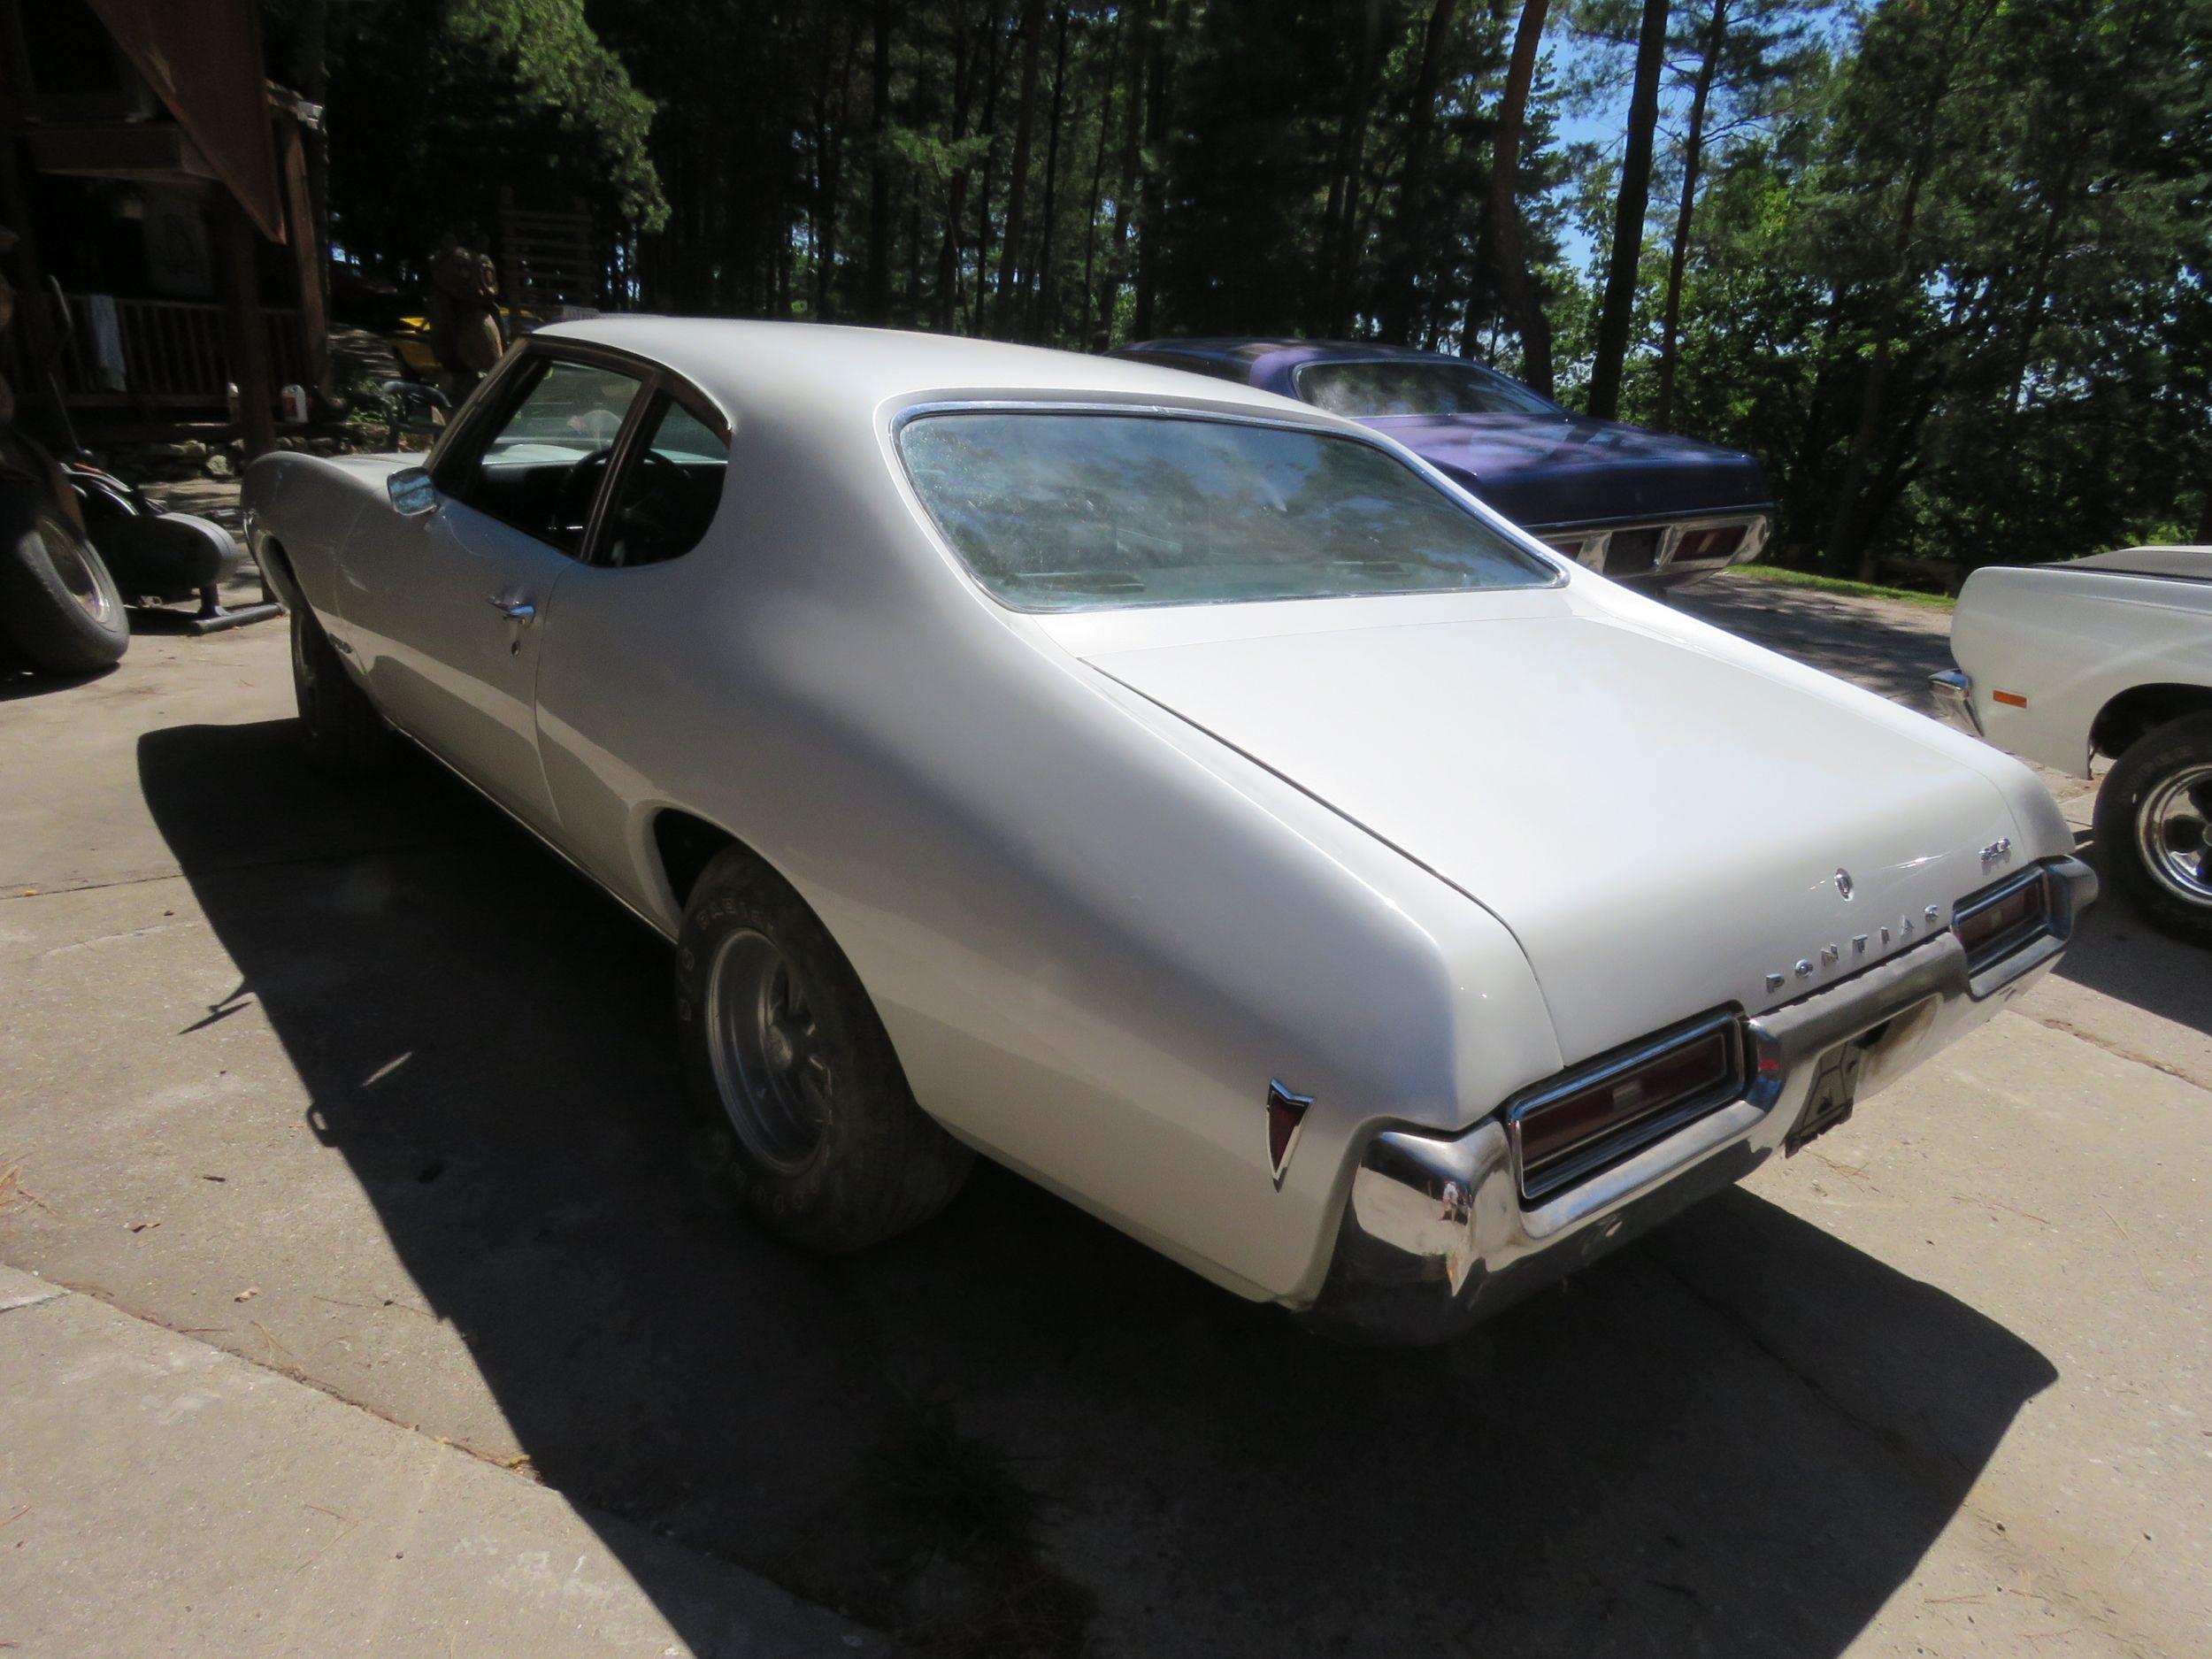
(1934, 546, 2211, 946)
(244, 320, 2093, 1341)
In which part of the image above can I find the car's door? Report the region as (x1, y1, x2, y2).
(347, 350, 648, 831)
(531, 383, 734, 920)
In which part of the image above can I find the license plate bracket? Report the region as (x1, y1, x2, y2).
(1786, 1037, 1868, 1154)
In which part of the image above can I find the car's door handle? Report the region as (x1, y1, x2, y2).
(488, 595, 536, 625)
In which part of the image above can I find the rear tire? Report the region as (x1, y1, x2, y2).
(675, 848, 972, 1251)
(0, 491, 128, 674)
(2093, 712, 2212, 946)
(290, 603, 391, 774)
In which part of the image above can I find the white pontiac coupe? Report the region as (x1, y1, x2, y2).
(1935, 545, 2212, 946)
(245, 320, 2093, 1341)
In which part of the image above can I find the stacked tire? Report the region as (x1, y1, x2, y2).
(0, 485, 128, 674)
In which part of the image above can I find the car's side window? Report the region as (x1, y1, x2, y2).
(449, 358, 645, 556)
(598, 394, 731, 568)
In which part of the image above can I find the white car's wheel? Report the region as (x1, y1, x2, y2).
(675, 848, 972, 1250)
(289, 603, 391, 775)
(2094, 711, 2212, 946)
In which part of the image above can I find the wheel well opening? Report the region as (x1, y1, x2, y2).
(256, 533, 301, 602)
(2091, 683, 2212, 760)
(652, 810, 737, 910)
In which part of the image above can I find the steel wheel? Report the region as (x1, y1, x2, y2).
(42, 518, 118, 626)
(2138, 762, 2212, 906)
(704, 927, 832, 1172)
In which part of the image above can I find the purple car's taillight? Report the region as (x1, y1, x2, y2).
(1506, 1010, 1747, 1202)
(1671, 525, 1745, 563)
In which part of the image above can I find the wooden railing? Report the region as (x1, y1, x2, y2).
(39, 294, 310, 410)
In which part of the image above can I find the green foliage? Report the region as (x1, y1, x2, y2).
(296, 0, 2212, 570)
(444, 0, 667, 229)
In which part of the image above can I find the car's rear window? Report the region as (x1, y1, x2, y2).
(897, 411, 1556, 612)
(1294, 360, 1562, 419)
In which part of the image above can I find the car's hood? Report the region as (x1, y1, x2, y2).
(1083, 605, 2024, 1060)
(1363, 412, 1770, 528)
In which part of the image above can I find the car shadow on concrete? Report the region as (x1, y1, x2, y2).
(139, 718, 2056, 1659)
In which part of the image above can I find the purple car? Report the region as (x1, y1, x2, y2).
(1110, 339, 1773, 588)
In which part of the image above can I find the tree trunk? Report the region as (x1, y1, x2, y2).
(1104, 0, 1149, 344)
(1133, 1, 1176, 341)
(1586, 0, 1669, 420)
(287, 0, 333, 378)
(937, 4, 978, 332)
(1653, 0, 1726, 431)
(972, 4, 1006, 334)
(864, 0, 894, 324)
(1033, 4, 1071, 342)
(1486, 0, 1553, 393)
(1077, 19, 1115, 349)
(1378, 0, 1457, 344)
(994, 0, 1048, 335)
(1327, 0, 1387, 334)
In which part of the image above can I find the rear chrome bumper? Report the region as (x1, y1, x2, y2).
(1930, 669, 1983, 736)
(1306, 854, 2097, 1344)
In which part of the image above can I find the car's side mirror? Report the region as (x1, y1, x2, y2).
(387, 465, 438, 516)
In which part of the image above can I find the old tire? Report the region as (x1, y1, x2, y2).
(2093, 712, 2212, 946)
(676, 848, 972, 1251)
(290, 603, 391, 774)
(0, 492, 128, 674)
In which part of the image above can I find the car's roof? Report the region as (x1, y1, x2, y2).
(533, 317, 1314, 426)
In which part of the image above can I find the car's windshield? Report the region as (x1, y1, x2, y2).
(1294, 359, 1562, 419)
(897, 411, 1557, 612)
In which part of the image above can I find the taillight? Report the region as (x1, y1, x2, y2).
(1953, 868, 2052, 973)
(1671, 525, 1744, 562)
(1506, 1010, 1746, 1202)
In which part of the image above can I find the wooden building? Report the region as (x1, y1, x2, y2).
(0, 0, 325, 457)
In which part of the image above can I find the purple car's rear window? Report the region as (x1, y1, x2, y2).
(1294, 360, 1562, 419)
(897, 411, 1556, 612)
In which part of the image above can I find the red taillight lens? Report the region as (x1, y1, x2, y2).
(1671, 525, 1744, 562)
(1954, 871, 2051, 972)
(1509, 1015, 1745, 1200)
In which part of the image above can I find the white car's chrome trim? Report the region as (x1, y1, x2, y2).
(1307, 856, 2096, 1342)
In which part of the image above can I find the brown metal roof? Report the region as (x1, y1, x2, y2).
(83, 0, 284, 242)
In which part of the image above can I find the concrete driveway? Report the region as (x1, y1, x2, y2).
(2, 570, 2207, 1657)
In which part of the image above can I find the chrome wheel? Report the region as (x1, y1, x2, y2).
(703, 927, 832, 1172)
(2138, 763, 2212, 905)
(42, 519, 115, 626)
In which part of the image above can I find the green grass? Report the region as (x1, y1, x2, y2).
(1726, 563, 1957, 611)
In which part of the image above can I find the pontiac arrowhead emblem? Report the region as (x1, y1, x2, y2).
(1264, 1080, 1312, 1188)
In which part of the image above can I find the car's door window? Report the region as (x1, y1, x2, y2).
(598, 395, 730, 567)
(451, 358, 645, 555)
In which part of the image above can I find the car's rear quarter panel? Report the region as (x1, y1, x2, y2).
(528, 400, 1564, 1304)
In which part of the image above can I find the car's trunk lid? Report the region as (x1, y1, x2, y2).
(1083, 610, 2021, 1061)
(1365, 412, 1771, 529)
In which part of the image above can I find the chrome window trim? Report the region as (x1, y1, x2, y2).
(885, 398, 1572, 614)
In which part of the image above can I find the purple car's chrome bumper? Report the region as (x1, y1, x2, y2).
(1305, 855, 2097, 1344)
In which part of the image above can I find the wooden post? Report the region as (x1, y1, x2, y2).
(216, 195, 277, 459)
(0, 137, 63, 421)
(278, 115, 329, 399)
